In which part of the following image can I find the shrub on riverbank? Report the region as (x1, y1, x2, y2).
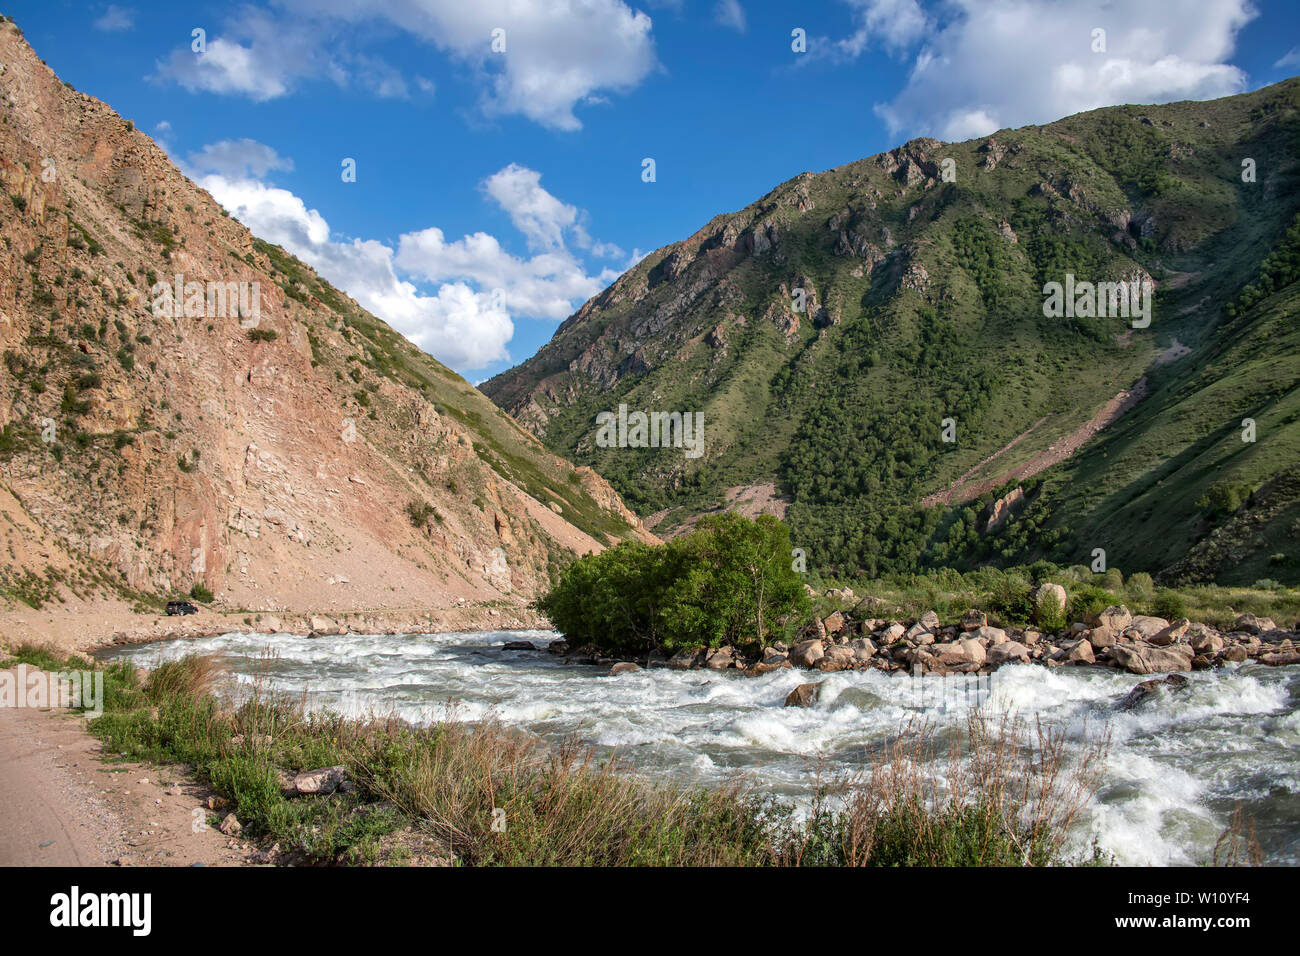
(77, 653, 1111, 867)
(540, 513, 809, 654)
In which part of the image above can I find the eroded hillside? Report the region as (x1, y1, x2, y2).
(0, 20, 648, 623)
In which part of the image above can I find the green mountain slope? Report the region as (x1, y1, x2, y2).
(483, 78, 1300, 584)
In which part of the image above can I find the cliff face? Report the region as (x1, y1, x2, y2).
(0, 21, 648, 619)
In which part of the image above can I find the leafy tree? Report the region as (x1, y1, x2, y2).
(539, 515, 808, 655)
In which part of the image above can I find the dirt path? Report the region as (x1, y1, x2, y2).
(921, 379, 1149, 508)
(0, 668, 261, 867)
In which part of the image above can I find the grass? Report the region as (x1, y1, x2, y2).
(70, 653, 1118, 867)
(808, 563, 1300, 631)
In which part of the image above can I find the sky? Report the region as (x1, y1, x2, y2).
(9, 0, 1300, 382)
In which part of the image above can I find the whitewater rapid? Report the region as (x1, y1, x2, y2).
(100, 629, 1300, 865)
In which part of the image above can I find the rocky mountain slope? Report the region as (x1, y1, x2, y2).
(0, 19, 648, 626)
(484, 78, 1300, 585)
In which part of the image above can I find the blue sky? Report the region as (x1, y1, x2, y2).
(9, 0, 1300, 381)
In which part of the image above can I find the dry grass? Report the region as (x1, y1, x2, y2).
(1213, 805, 1264, 866)
(780, 713, 1111, 866)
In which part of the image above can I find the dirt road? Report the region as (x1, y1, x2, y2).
(0, 670, 260, 867)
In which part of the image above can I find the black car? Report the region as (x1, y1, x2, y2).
(165, 600, 199, 616)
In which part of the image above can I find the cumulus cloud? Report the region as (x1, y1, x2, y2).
(869, 0, 1256, 140)
(191, 151, 619, 370)
(481, 163, 579, 252)
(155, 0, 657, 130)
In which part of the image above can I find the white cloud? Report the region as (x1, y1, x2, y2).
(192, 153, 621, 370)
(94, 5, 135, 32)
(838, 0, 928, 56)
(156, 0, 658, 130)
(185, 139, 295, 179)
(871, 0, 1257, 141)
(481, 163, 578, 251)
(1276, 47, 1300, 69)
(154, 7, 410, 102)
(714, 0, 747, 33)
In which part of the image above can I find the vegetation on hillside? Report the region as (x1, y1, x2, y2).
(485, 78, 1300, 587)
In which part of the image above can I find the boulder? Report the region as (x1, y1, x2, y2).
(704, 646, 736, 670)
(1220, 645, 1249, 663)
(1233, 614, 1276, 635)
(960, 609, 987, 631)
(879, 623, 906, 643)
(919, 610, 941, 631)
(547, 640, 569, 655)
(904, 622, 931, 642)
(502, 640, 538, 651)
(790, 639, 825, 667)
(668, 648, 703, 670)
(1148, 620, 1189, 647)
(822, 611, 846, 636)
(1034, 583, 1067, 618)
(609, 662, 641, 676)
(1021, 629, 1042, 645)
(785, 682, 822, 708)
(1087, 625, 1118, 649)
(1259, 651, 1300, 667)
(849, 637, 877, 661)
(1090, 605, 1132, 631)
(1110, 643, 1192, 675)
(932, 638, 985, 667)
(1125, 616, 1171, 641)
(1115, 674, 1190, 711)
(817, 646, 855, 672)
(1062, 639, 1096, 664)
(293, 766, 347, 795)
(988, 640, 1031, 666)
(746, 659, 791, 676)
(308, 615, 343, 636)
(971, 625, 1007, 645)
(219, 813, 242, 836)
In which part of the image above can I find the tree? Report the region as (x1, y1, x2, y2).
(538, 514, 809, 655)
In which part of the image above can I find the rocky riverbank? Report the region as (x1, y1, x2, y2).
(547, 586, 1300, 690)
(0, 598, 548, 659)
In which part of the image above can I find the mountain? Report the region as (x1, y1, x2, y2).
(484, 78, 1300, 586)
(0, 20, 649, 624)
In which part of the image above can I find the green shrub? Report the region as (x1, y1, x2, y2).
(1196, 480, 1254, 517)
(190, 581, 214, 603)
(540, 514, 809, 654)
(1126, 572, 1155, 599)
(1068, 585, 1119, 623)
(1148, 588, 1187, 621)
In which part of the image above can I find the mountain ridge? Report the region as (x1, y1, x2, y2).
(484, 76, 1300, 585)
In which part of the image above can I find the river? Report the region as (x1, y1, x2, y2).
(99, 628, 1300, 866)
